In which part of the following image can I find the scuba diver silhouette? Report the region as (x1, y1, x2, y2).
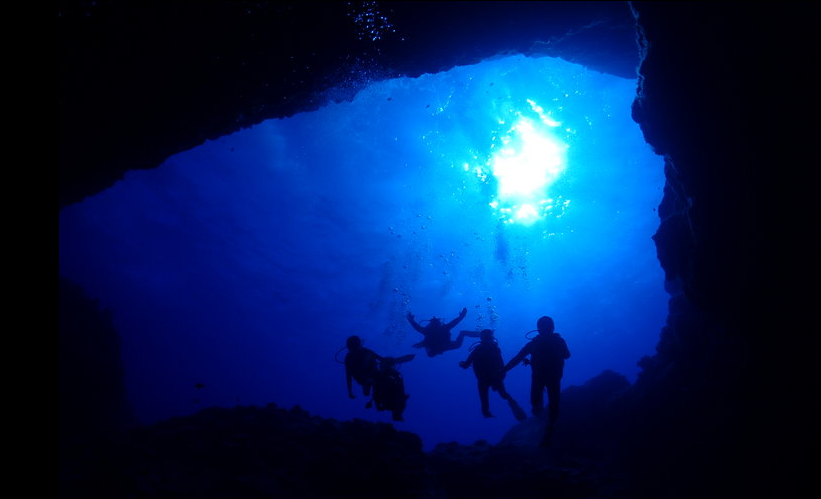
(341, 335, 414, 421)
(370, 356, 410, 421)
(505, 316, 571, 447)
(343, 335, 382, 399)
(460, 329, 527, 421)
(406, 307, 478, 357)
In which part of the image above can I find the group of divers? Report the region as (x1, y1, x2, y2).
(340, 308, 570, 447)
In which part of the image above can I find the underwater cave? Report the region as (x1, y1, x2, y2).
(59, 50, 667, 448)
(60, 2, 802, 498)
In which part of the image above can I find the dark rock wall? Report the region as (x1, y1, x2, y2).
(59, 277, 134, 442)
(59, 386, 631, 498)
(621, 3, 807, 496)
(633, 1, 766, 326)
(60, 403, 431, 499)
(59, 1, 639, 208)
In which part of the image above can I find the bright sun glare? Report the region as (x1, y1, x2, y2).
(473, 100, 569, 226)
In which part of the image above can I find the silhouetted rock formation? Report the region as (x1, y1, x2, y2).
(59, 277, 134, 442)
(60, 404, 433, 499)
(58, 1, 639, 209)
(60, 402, 631, 499)
(501, 370, 629, 454)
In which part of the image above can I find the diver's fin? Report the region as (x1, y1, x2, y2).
(509, 400, 528, 422)
(394, 354, 415, 364)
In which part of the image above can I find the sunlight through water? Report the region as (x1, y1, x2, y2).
(59, 54, 666, 449)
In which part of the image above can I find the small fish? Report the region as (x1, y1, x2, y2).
(194, 383, 206, 390)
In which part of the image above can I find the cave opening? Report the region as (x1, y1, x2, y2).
(59, 52, 666, 449)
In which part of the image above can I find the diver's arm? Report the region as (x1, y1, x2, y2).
(504, 344, 530, 372)
(459, 350, 475, 369)
(407, 312, 426, 333)
(445, 307, 468, 329)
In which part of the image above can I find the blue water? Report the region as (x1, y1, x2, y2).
(59, 54, 666, 450)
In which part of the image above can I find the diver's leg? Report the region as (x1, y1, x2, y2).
(365, 382, 374, 408)
(541, 380, 559, 448)
(392, 397, 404, 419)
(546, 378, 561, 426)
(497, 381, 527, 422)
(530, 377, 545, 416)
(478, 379, 492, 417)
(395, 380, 408, 411)
(539, 421, 555, 448)
(389, 380, 406, 421)
(496, 380, 513, 401)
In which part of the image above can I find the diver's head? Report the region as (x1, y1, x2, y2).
(346, 335, 362, 349)
(480, 329, 494, 342)
(536, 316, 555, 334)
(429, 317, 442, 327)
